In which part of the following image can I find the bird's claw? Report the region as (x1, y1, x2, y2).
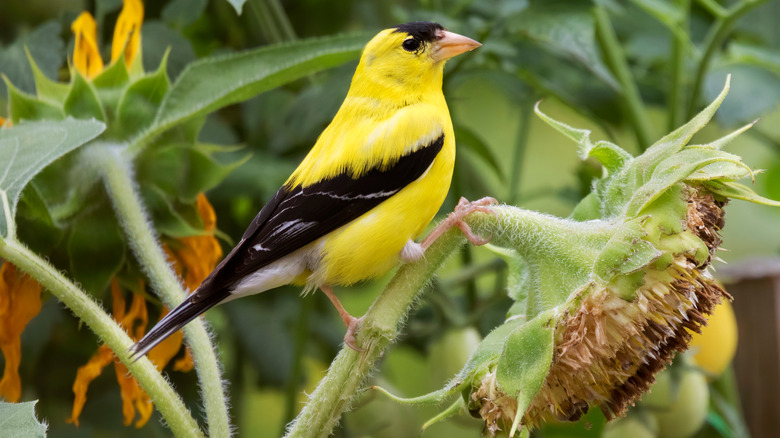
(343, 316, 365, 352)
(421, 197, 498, 250)
(447, 197, 497, 246)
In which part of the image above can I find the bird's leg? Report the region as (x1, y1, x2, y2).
(320, 284, 364, 352)
(421, 196, 498, 251)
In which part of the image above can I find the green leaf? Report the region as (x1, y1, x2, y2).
(0, 400, 47, 438)
(141, 21, 197, 81)
(4, 78, 64, 124)
(0, 118, 105, 238)
(629, 0, 689, 44)
(134, 32, 369, 154)
(25, 48, 69, 104)
(534, 102, 631, 173)
(225, 0, 246, 14)
(63, 73, 106, 121)
(484, 244, 529, 307)
(163, 0, 208, 28)
(570, 192, 601, 221)
(137, 142, 248, 203)
(67, 208, 126, 295)
(116, 54, 171, 138)
(507, 3, 619, 90)
(496, 309, 556, 435)
(92, 58, 130, 89)
(0, 21, 64, 97)
(706, 181, 780, 207)
(627, 148, 750, 215)
(639, 75, 731, 171)
(141, 184, 205, 237)
(593, 218, 662, 282)
(456, 317, 526, 383)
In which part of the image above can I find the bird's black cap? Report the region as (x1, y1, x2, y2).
(392, 21, 444, 43)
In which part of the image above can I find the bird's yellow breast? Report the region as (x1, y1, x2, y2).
(295, 94, 455, 286)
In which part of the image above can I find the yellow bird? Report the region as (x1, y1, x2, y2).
(131, 22, 490, 356)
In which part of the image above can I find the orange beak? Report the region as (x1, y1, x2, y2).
(432, 30, 481, 62)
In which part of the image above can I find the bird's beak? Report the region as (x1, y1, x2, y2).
(432, 30, 481, 62)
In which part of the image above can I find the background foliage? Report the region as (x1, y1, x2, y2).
(1, 0, 779, 436)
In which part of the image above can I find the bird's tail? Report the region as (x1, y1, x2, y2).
(129, 289, 228, 360)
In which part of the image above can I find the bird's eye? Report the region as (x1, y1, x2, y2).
(402, 37, 422, 53)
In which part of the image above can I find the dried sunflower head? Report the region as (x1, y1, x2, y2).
(377, 77, 779, 437)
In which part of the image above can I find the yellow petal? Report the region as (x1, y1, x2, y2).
(167, 194, 223, 291)
(196, 192, 218, 232)
(173, 347, 194, 372)
(67, 345, 114, 426)
(0, 117, 7, 128)
(111, 0, 144, 67)
(0, 263, 43, 403)
(71, 12, 104, 79)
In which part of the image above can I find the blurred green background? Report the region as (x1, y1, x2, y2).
(1, 0, 779, 437)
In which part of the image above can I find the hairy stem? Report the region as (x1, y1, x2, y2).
(593, 6, 654, 151)
(0, 238, 203, 438)
(93, 145, 232, 438)
(284, 227, 469, 437)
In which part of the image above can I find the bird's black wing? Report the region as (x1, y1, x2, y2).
(196, 134, 445, 299)
(129, 135, 444, 359)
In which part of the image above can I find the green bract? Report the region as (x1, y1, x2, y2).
(377, 77, 779, 436)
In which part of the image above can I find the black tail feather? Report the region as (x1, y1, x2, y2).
(129, 289, 229, 360)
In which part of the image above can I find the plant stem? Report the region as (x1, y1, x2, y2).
(0, 238, 203, 438)
(284, 227, 468, 437)
(508, 103, 532, 205)
(686, 0, 770, 120)
(668, 0, 690, 131)
(593, 6, 654, 151)
(267, 0, 297, 41)
(281, 296, 313, 432)
(94, 146, 231, 438)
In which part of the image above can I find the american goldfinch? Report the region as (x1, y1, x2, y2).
(131, 21, 489, 357)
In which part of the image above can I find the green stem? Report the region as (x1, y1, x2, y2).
(248, 0, 283, 44)
(686, 0, 770, 120)
(284, 227, 469, 437)
(508, 103, 533, 205)
(668, 0, 690, 131)
(267, 0, 297, 41)
(93, 146, 231, 438)
(281, 296, 313, 431)
(593, 6, 654, 151)
(696, 0, 729, 18)
(0, 238, 203, 438)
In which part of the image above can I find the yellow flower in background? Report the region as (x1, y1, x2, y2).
(111, 0, 144, 67)
(163, 193, 223, 372)
(165, 193, 224, 291)
(71, 12, 104, 79)
(69, 280, 175, 427)
(68, 193, 221, 427)
(689, 299, 738, 376)
(0, 263, 43, 402)
(71, 0, 144, 79)
(0, 116, 7, 128)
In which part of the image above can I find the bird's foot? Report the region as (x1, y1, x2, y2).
(320, 284, 365, 352)
(343, 315, 365, 352)
(422, 196, 498, 250)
